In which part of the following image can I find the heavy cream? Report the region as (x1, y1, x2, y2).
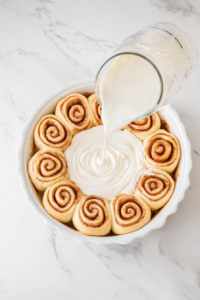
(100, 54, 162, 136)
(65, 126, 145, 200)
(64, 24, 195, 201)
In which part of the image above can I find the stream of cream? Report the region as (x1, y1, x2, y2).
(65, 54, 161, 198)
(100, 54, 161, 161)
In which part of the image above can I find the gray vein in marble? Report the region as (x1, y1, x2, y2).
(49, 230, 73, 281)
(179, 280, 198, 300)
(43, 30, 80, 66)
(0, 0, 117, 79)
(158, 239, 186, 272)
(42, 23, 117, 76)
(16, 47, 77, 79)
(41, 15, 117, 53)
(34, 5, 52, 20)
(175, 261, 185, 271)
(38, 0, 53, 3)
(149, 0, 197, 16)
(0, 1, 19, 13)
(86, 245, 114, 272)
(85, 244, 133, 289)
(106, 240, 143, 258)
(103, 242, 146, 274)
(133, 285, 155, 300)
(0, 84, 27, 122)
(194, 150, 199, 156)
(27, 2, 117, 75)
(112, 293, 119, 299)
(158, 241, 165, 256)
(85, 242, 157, 298)
(44, 25, 116, 55)
(0, 122, 15, 141)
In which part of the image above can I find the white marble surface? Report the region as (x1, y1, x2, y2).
(1, 0, 200, 299)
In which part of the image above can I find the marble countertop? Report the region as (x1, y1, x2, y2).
(1, 0, 200, 299)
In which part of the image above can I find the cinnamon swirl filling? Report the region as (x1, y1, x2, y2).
(28, 150, 68, 191)
(73, 195, 112, 236)
(136, 168, 175, 210)
(34, 114, 72, 151)
(55, 93, 92, 135)
(110, 194, 151, 234)
(88, 94, 103, 126)
(43, 180, 83, 223)
(126, 113, 161, 140)
(143, 129, 180, 173)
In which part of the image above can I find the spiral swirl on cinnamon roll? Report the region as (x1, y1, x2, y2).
(72, 195, 111, 236)
(88, 93, 103, 126)
(43, 180, 83, 223)
(135, 168, 175, 210)
(143, 129, 181, 173)
(55, 93, 92, 135)
(110, 194, 151, 234)
(28, 150, 68, 191)
(34, 114, 72, 152)
(125, 113, 161, 141)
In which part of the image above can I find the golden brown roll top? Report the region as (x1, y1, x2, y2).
(125, 113, 161, 140)
(34, 114, 72, 152)
(55, 93, 92, 135)
(72, 195, 112, 236)
(110, 194, 151, 234)
(28, 150, 68, 191)
(88, 93, 103, 126)
(43, 180, 83, 223)
(135, 168, 175, 210)
(143, 129, 181, 173)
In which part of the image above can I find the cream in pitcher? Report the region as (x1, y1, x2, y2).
(95, 22, 198, 159)
(100, 54, 162, 136)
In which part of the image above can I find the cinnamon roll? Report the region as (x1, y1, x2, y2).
(110, 194, 151, 235)
(88, 93, 103, 126)
(125, 113, 161, 141)
(43, 180, 83, 223)
(55, 93, 92, 135)
(72, 195, 111, 236)
(28, 150, 68, 191)
(143, 129, 181, 173)
(34, 114, 72, 152)
(135, 168, 175, 210)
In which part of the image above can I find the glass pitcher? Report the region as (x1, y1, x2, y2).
(95, 22, 198, 120)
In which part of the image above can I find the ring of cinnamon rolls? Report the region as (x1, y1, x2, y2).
(28, 92, 180, 236)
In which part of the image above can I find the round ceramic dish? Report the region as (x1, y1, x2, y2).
(16, 80, 192, 245)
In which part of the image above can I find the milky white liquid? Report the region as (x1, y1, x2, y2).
(65, 126, 145, 200)
(65, 54, 161, 197)
(65, 25, 194, 200)
(100, 54, 162, 136)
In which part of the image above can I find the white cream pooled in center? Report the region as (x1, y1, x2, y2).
(65, 126, 145, 199)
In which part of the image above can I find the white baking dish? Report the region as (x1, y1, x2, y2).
(16, 80, 192, 245)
